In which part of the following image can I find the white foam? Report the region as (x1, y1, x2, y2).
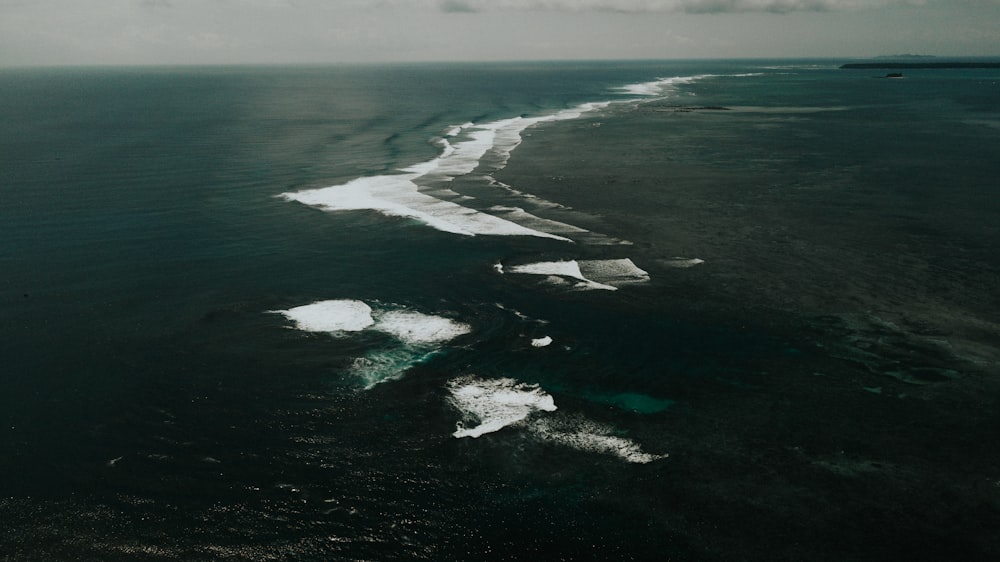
(662, 257, 705, 269)
(276, 300, 470, 345)
(486, 178, 569, 210)
(282, 176, 570, 240)
(479, 103, 611, 171)
(448, 376, 557, 438)
(531, 336, 553, 348)
(616, 75, 711, 98)
(617, 80, 666, 97)
(444, 122, 472, 137)
(374, 310, 471, 346)
(506, 259, 651, 291)
(485, 180, 632, 246)
(493, 302, 541, 323)
(272, 300, 374, 333)
(531, 418, 667, 464)
(508, 260, 582, 278)
(578, 258, 650, 286)
(488, 205, 590, 236)
(508, 260, 616, 291)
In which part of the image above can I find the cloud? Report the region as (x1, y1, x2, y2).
(433, 0, 935, 14)
(440, 0, 480, 11)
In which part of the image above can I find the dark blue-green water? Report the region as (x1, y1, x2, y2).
(2, 61, 999, 560)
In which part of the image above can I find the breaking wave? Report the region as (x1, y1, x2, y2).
(280, 74, 720, 242)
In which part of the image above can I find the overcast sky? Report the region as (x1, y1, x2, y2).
(2, 0, 999, 66)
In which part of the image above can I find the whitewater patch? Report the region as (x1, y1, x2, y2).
(272, 300, 471, 388)
(531, 336, 553, 348)
(447, 376, 666, 463)
(506, 260, 614, 291)
(376, 309, 472, 346)
(272, 299, 374, 334)
(503, 258, 650, 291)
(615, 75, 712, 98)
(448, 376, 557, 438)
(579, 258, 651, 287)
(281, 176, 570, 240)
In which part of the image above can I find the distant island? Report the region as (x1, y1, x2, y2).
(842, 62, 1000, 69)
(874, 54, 937, 60)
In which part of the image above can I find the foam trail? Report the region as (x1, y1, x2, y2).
(351, 348, 442, 390)
(531, 417, 667, 464)
(447, 377, 667, 463)
(448, 376, 557, 438)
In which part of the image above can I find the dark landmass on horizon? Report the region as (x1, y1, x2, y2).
(842, 62, 1000, 69)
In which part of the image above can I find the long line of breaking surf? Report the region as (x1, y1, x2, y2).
(279, 74, 717, 240)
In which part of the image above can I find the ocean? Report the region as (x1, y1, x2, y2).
(1, 60, 998, 560)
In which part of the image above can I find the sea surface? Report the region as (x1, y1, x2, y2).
(2, 60, 999, 560)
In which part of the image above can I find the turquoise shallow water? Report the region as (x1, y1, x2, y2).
(1, 61, 999, 560)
